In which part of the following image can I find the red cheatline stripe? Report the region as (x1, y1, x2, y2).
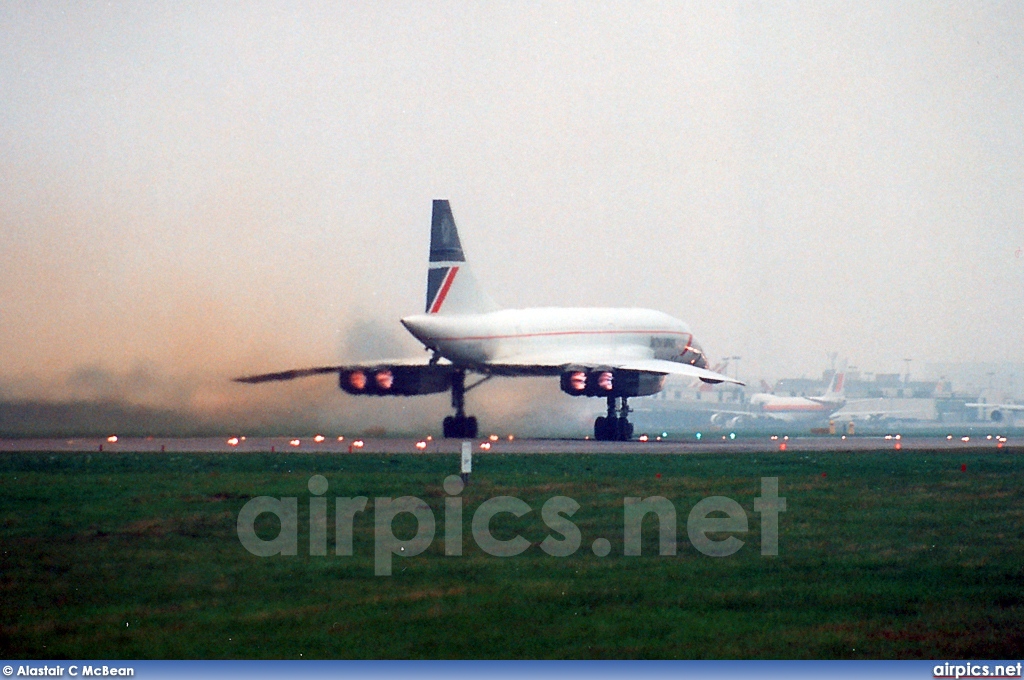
(429, 266, 459, 313)
(433, 330, 694, 342)
(763, 403, 828, 412)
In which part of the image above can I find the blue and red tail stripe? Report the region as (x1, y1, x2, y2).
(426, 266, 459, 313)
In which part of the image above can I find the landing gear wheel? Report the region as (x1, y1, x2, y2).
(596, 394, 635, 441)
(443, 414, 479, 438)
(616, 418, 634, 441)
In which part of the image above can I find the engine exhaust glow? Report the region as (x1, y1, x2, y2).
(375, 370, 394, 390)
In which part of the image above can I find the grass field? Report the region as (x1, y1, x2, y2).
(1, 450, 1022, 658)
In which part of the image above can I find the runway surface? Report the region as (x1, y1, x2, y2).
(1, 433, 1019, 454)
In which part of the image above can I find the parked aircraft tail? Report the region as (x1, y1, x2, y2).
(822, 372, 845, 403)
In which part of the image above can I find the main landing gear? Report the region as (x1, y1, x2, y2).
(594, 395, 634, 441)
(442, 370, 479, 438)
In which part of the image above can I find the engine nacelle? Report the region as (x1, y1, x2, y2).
(340, 366, 451, 396)
(560, 368, 665, 398)
(990, 409, 1004, 422)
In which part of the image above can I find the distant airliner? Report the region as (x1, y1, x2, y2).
(711, 373, 846, 427)
(236, 200, 740, 440)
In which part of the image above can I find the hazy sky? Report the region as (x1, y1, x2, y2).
(2, 2, 1023, 410)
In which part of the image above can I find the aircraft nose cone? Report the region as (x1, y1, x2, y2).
(400, 315, 429, 342)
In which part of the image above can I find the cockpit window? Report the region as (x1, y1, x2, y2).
(682, 341, 708, 368)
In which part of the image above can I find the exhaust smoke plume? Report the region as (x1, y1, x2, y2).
(0, 313, 592, 438)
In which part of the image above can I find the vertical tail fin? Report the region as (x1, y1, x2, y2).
(425, 200, 499, 314)
(822, 372, 845, 403)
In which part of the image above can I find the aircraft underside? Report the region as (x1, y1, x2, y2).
(435, 367, 638, 441)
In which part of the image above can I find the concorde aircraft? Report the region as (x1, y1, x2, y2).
(236, 200, 740, 440)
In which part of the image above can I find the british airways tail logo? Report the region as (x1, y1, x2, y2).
(426, 266, 459, 313)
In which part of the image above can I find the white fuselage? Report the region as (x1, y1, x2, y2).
(744, 393, 846, 423)
(401, 307, 703, 370)
(748, 394, 834, 421)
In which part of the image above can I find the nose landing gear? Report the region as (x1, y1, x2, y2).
(594, 395, 634, 441)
